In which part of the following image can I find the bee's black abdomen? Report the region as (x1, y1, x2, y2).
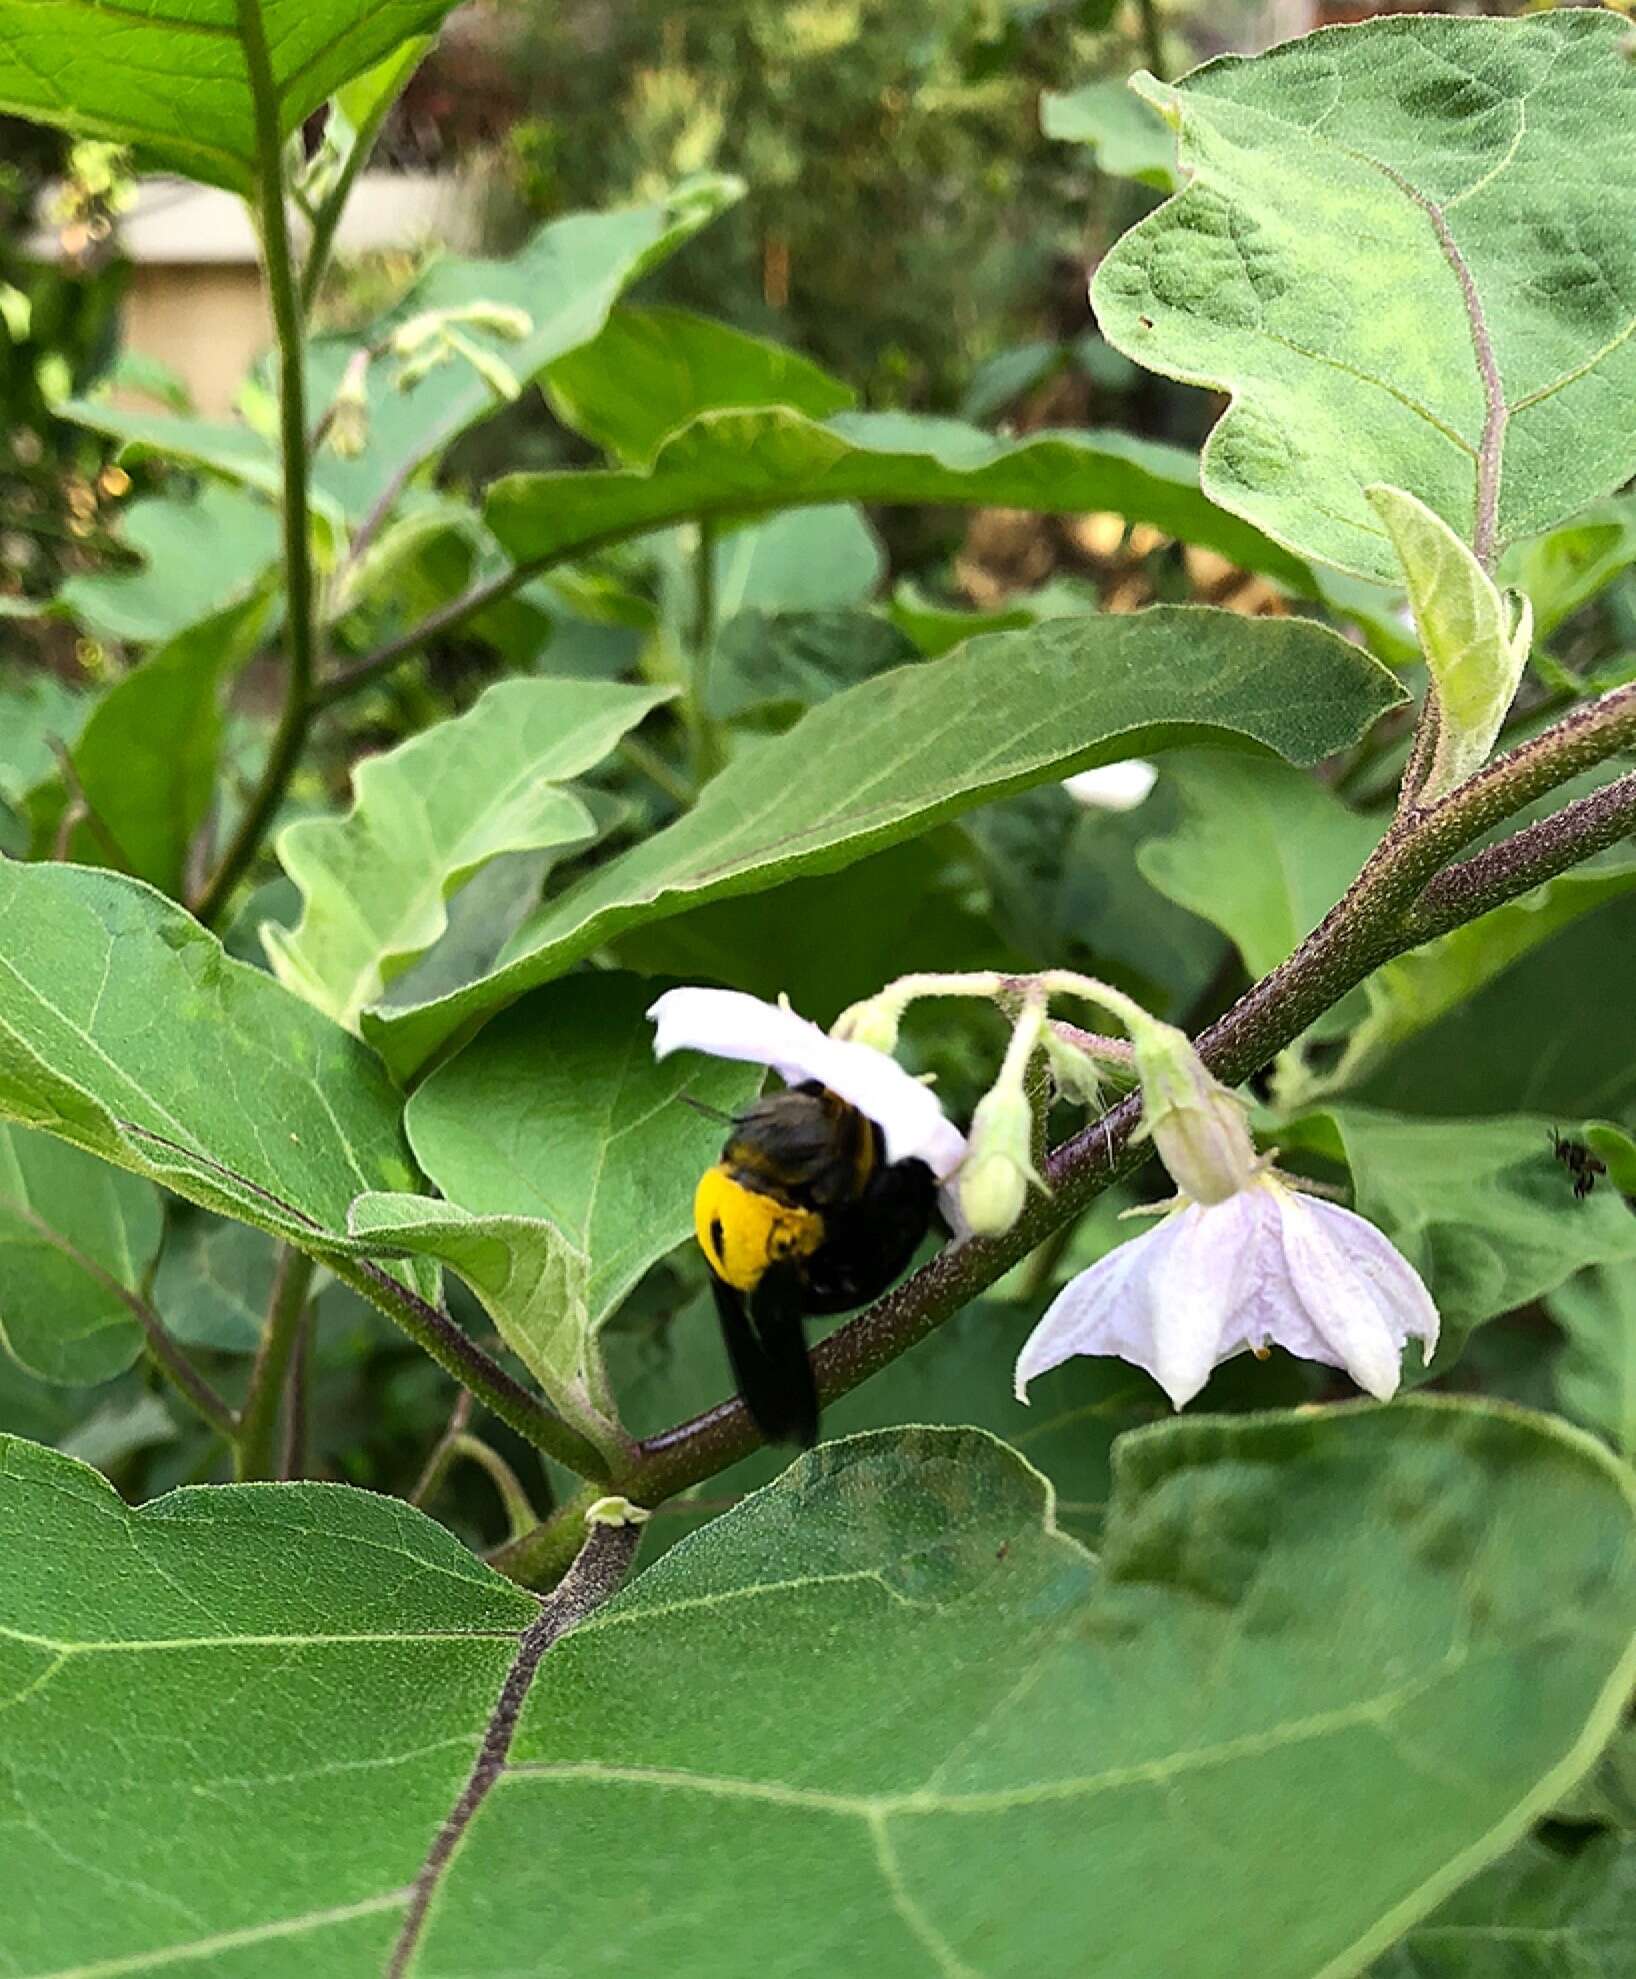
(802, 1157, 939, 1315)
(711, 1268, 819, 1448)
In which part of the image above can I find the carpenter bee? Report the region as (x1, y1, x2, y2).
(1551, 1129, 1607, 1201)
(693, 1083, 940, 1447)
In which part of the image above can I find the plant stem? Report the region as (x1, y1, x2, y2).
(448, 1435, 539, 1541)
(236, 1246, 315, 1481)
(196, 4, 317, 929)
(325, 1255, 614, 1481)
(1136, 0, 1167, 80)
(277, 1304, 313, 1480)
(411, 1390, 474, 1507)
(687, 519, 721, 782)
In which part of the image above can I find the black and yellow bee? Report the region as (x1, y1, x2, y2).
(693, 1083, 940, 1447)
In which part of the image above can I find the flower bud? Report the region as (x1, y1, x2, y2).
(956, 1085, 1043, 1238)
(1130, 1020, 1257, 1205)
(830, 993, 902, 1055)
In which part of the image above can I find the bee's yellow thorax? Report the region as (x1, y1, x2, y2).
(694, 1166, 823, 1293)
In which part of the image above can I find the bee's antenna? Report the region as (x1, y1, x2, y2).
(676, 1092, 736, 1125)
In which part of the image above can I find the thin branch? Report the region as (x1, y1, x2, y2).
(449, 1435, 539, 1542)
(235, 1246, 316, 1480)
(195, 3, 318, 929)
(411, 1389, 474, 1507)
(277, 1304, 313, 1480)
(325, 1255, 615, 1481)
(1406, 767, 1636, 941)
(7, 1200, 236, 1438)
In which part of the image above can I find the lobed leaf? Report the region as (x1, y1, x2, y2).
(264, 678, 671, 1031)
(364, 608, 1405, 1077)
(1093, 13, 1636, 582)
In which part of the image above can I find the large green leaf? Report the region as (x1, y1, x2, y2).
(5, 1405, 1635, 1976)
(407, 975, 762, 1337)
(305, 184, 741, 526)
(1093, 12, 1636, 582)
(486, 405, 1315, 587)
(1137, 751, 1380, 978)
(0, 864, 420, 1244)
(264, 678, 670, 1031)
(1324, 1108, 1636, 1365)
(0, 0, 464, 194)
(0, 1123, 162, 1385)
(38, 596, 274, 894)
(544, 304, 856, 462)
(1370, 1834, 1636, 1978)
(1548, 1267, 1636, 1464)
(365, 608, 1405, 1076)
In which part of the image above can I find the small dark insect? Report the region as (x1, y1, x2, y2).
(1551, 1129, 1607, 1201)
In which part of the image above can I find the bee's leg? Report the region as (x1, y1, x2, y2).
(710, 1267, 818, 1449)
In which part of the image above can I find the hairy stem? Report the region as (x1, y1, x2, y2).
(325, 1256, 614, 1481)
(195, 5, 317, 928)
(235, 1247, 316, 1481)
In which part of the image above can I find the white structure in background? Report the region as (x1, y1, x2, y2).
(26, 174, 479, 416)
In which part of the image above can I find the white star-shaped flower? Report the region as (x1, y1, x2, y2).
(1015, 1175, 1439, 1410)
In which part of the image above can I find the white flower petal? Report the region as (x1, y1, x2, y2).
(647, 986, 967, 1179)
(1062, 760, 1158, 812)
(1014, 1227, 1159, 1401)
(1144, 1197, 1260, 1408)
(1269, 1189, 1440, 1400)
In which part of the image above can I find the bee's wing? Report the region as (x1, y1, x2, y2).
(710, 1267, 818, 1449)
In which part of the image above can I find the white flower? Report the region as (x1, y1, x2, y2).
(1062, 760, 1158, 812)
(647, 986, 968, 1179)
(1014, 1176, 1439, 1411)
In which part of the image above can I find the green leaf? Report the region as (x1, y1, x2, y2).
(609, 837, 1015, 1028)
(1548, 1268, 1636, 1463)
(486, 406, 1316, 589)
(307, 183, 741, 526)
(56, 482, 281, 647)
(8, 1404, 1636, 1975)
(1093, 13, 1636, 583)
(364, 608, 1405, 1077)
(0, 1123, 162, 1385)
(1370, 1834, 1636, 1978)
(265, 678, 671, 1031)
(1324, 1108, 1636, 1363)
(710, 609, 916, 720)
(0, 667, 90, 809)
(152, 1214, 282, 1354)
(1501, 494, 1636, 641)
(0, 864, 421, 1244)
(544, 304, 856, 462)
(1357, 894, 1636, 1126)
(0, 0, 466, 194)
(0, 1434, 535, 1976)
(1042, 79, 1177, 187)
(41, 595, 275, 893)
(706, 505, 883, 616)
(407, 974, 763, 1340)
(1137, 751, 1380, 979)
(1369, 485, 1532, 802)
(1322, 860, 1636, 1098)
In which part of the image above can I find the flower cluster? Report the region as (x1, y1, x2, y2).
(649, 973, 1439, 1413)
